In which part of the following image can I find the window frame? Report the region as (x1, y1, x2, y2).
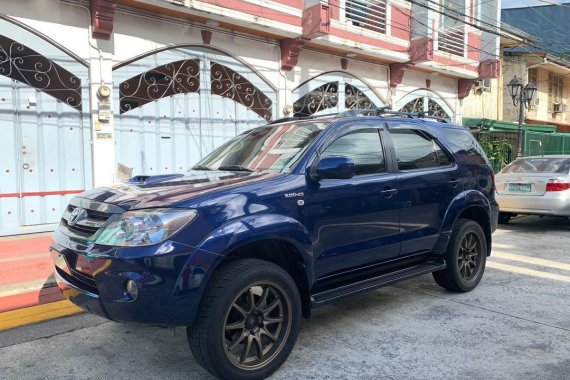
(548, 72, 564, 108)
(386, 124, 456, 173)
(312, 121, 393, 178)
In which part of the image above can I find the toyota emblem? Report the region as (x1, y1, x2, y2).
(68, 207, 87, 226)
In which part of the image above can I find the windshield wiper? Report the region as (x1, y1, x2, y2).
(218, 165, 254, 172)
(192, 164, 212, 171)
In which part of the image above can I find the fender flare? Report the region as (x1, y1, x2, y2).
(434, 190, 491, 253)
(169, 214, 314, 324)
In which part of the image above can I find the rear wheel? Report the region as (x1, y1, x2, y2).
(433, 218, 487, 292)
(498, 212, 513, 224)
(188, 259, 301, 380)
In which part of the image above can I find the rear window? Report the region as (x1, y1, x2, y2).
(439, 128, 489, 166)
(390, 129, 452, 170)
(501, 157, 570, 174)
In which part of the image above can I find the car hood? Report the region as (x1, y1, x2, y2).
(75, 170, 280, 210)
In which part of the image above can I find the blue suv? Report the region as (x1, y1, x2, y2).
(51, 109, 498, 380)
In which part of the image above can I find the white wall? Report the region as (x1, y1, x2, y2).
(1, 1, 462, 188)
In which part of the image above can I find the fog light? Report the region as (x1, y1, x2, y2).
(126, 280, 139, 300)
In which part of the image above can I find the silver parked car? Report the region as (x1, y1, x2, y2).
(495, 155, 570, 223)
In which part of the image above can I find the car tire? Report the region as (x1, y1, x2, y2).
(187, 259, 301, 380)
(498, 212, 512, 224)
(433, 218, 487, 292)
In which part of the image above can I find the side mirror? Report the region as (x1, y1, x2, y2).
(312, 156, 355, 180)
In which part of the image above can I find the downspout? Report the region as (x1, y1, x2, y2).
(276, 43, 289, 118)
(63, 0, 105, 86)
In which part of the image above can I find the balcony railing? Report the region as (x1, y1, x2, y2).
(437, 26, 465, 57)
(345, 0, 387, 34)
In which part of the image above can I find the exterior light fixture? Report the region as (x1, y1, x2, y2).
(506, 76, 536, 158)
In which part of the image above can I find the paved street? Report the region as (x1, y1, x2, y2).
(1, 216, 569, 379)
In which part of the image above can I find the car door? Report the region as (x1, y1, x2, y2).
(387, 124, 462, 257)
(304, 124, 401, 280)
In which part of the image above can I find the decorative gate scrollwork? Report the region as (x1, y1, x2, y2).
(210, 62, 272, 120)
(293, 81, 339, 117)
(0, 34, 82, 111)
(400, 97, 450, 118)
(345, 83, 375, 110)
(119, 59, 200, 113)
(400, 97, 424, 114)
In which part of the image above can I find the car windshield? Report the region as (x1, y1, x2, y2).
(501, 157, 570, 174)
(193, 121, 329, 173)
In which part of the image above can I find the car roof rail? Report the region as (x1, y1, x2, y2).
(415, 112, 450, 123)
(336, 107, 451, 122)
(267, 109, 451, 125)
(266, 116, 316, 125)
(336, 107, 414, 118)
(267, 113, 341, 125)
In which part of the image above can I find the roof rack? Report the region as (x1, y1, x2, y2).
(267, 108, 450, 125)
(266, 115, 316, 125)
(335, 107, 449, 123)
(266, 112, 342, 125)
(415, 112, 450, 123)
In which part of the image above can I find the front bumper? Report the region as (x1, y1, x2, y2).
(50, 241, 221, 326)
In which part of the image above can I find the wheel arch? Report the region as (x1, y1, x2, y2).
(194, 215, 314, 318)
(220, 238, 312, 318)
(437, 191, 493, 256)
(455, 206, 492, 256)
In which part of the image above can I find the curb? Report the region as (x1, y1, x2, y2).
(0, 300, 83, 331)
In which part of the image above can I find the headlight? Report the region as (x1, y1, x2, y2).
(95, 208, 197, 247)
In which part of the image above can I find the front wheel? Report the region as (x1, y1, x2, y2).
(433, 218, 487, 292)
(188, 259, 301, 380)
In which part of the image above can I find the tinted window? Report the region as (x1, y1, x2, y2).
(390, 129, 452, 170)
(501, 157, 570, 174)
(440, 128, 488, 165)
(196, 122, 328, 173)
(321, 129, 385, 175)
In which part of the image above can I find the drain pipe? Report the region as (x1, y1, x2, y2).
(276, 43, 290, 118)
(62, 0, 105, 86)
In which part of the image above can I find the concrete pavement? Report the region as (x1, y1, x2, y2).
(1, 216, 569, 379)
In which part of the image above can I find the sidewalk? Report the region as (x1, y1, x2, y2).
(0, 233, 82, 330)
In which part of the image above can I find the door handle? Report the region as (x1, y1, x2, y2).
(449, 179, 461, 188)
(381, 188, 398, 198)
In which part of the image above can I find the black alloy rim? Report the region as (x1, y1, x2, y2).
(223, 281, 292, 370)
(457, 231, 483, 282)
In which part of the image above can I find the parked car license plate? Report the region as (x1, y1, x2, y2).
(508, 183, 531, 192)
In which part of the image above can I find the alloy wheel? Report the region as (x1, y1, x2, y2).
(223, 281, 292, 370)
(457, 232, 483, 282)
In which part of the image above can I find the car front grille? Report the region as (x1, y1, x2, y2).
(61, 205, 112, 239)
(59, 199, 124, 241)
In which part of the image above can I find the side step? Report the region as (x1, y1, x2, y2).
(311, 260, 446, 306)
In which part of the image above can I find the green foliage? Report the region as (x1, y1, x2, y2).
(478, 134, 512, 173)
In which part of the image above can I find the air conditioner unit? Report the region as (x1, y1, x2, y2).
(474, 79, 491, 94)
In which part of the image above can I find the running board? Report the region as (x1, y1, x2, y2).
(311, 260, 446, 306)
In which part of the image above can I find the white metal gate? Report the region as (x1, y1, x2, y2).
(0, 19, 91, 236)
(113, 47, 277, 176)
